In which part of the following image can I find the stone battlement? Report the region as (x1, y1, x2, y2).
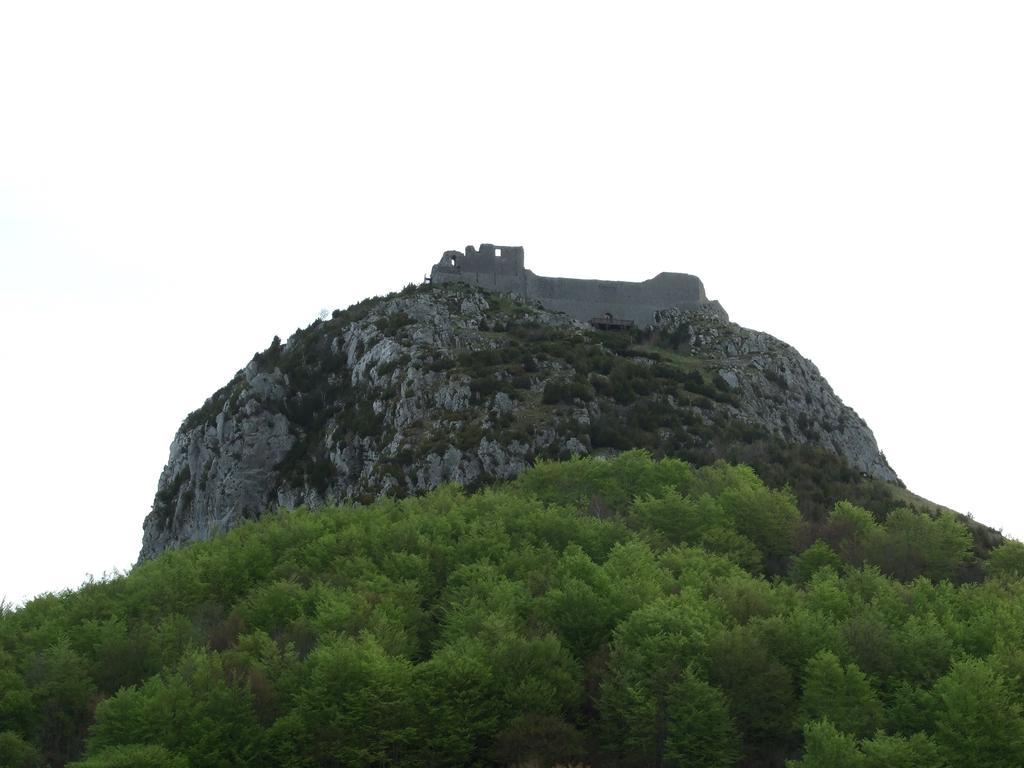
(430, 244, 727, 327)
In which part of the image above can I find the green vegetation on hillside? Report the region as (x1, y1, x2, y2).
(3, 453, 1023, 767)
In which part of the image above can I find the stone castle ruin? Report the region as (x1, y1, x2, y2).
(430, 243, 727, 327)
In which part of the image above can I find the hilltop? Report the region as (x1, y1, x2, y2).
(4, 261, 1018, 764)
(139, 278, 933, 561)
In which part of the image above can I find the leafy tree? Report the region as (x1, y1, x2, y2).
(860, 731, 946, 768)
(663, 669, 741, 768)
(435, 562, 531, 646)
(411, 638, 499, 766)
(699, 526, 764, 574)
(829, 501, 880, 541)
(800, 651, 883, 737)
(839, 609, 896, 681)
(932, 658, 1024, 768)
(803, 568, 856, 621)
(489, 713, 584, 768)
(718, 481, 800, 571)
(707, 625, 798, 760)
(629, 490, 725, 545)
(68, 744, 189, 768)
(985, 540, 1024, 580)
(0, 652, 32, 738)
(601, 595, 720, 764)
(79, 617, 159, 695)
(788, 722, 946, 768)
(535, 545, 618, 658)
(889, 613, 954, 687)
(512, 450, 684, 514)
(711, 574, 783, 625)
(885, 682, 937, 737)
(0, 731, 43, 768)
(25, 639, 96, 765)
(486, 632, 581, 720)
(294, 634, 415, 766)
(865, 508, 972, 581)
(87, 650, 263, 766)
(786, 719, 865, 768)
(751, 607, 841, 673)
(789, 540, 843, 584)
(235, 580, 309, 637)
(601, 540, 671, 619)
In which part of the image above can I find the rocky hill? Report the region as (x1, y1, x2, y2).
(140, 282, 905, 559)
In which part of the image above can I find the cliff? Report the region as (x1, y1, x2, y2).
(139, 281, 903, 560)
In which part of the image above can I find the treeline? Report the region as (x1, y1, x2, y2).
(2, 453, 1024, 767)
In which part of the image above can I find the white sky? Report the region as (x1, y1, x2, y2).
(1, 2, 1022, 605)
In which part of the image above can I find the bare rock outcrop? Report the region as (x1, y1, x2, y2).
(140, 283, 898, 560)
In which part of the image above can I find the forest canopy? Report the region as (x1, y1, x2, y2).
(2, 452, 1023, 767)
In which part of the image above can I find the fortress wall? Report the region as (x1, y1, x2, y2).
(431, 266, 715, 327)
(432, 268, 529, 296)
(429, 245, 724, 327)
(527, 273, 708, 326)
(527, 272, 706, 306)
(461, 244, 525, 274)
(525, 297, 664, 327)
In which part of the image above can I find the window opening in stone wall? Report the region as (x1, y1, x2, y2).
(495, 248, 502, 258)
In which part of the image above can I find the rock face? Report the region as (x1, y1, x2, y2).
(139, 282, 899, 560)
(653, 307, 898, 483)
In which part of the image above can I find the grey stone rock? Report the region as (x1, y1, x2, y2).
(652, 308, 898, 483)
(139, 281, 899, 561)
(718, 370, 740, 390)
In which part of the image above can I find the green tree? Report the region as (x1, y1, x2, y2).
(87, 650, 263, 767)
(80, 617, 160, 695)
(932, 658, 1024, 768)
(789, 541, 843, 585)
(718, 482, 800, 571)
(601, 540, 671, 616)
(865, 508, 972, 582)
(68, 744, 189, 768)
(889, 613, 954, 687)
(411, 638, 500, 766)
(786, 719, 865, 768)
(885, 682, 936, 737)
(0, 652, 32, 738)
(751, 607, 842, 674)
(486, 632, 582, 721)
(707, 625, 798, 761)
(840, 609, 896, 681)
(860, 732, 946, 768)
(490, 714, 585, 768)
(985, 541, 1024, 581)
(699, 526, 764, 574)
(629, 490, 725, 545)
(295, 634, 415, 766)
(601, 595, 720, 764)
(235, 579, 309, 636)
(829, 502, 880, 541)
(435, 562, 531, 646)
(535, 545, 618, 659)
(663, 669, 741, 768)
(0, 731, 43, 768)
(800, 651, 883, 737)
(26, 639, 96, 766)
